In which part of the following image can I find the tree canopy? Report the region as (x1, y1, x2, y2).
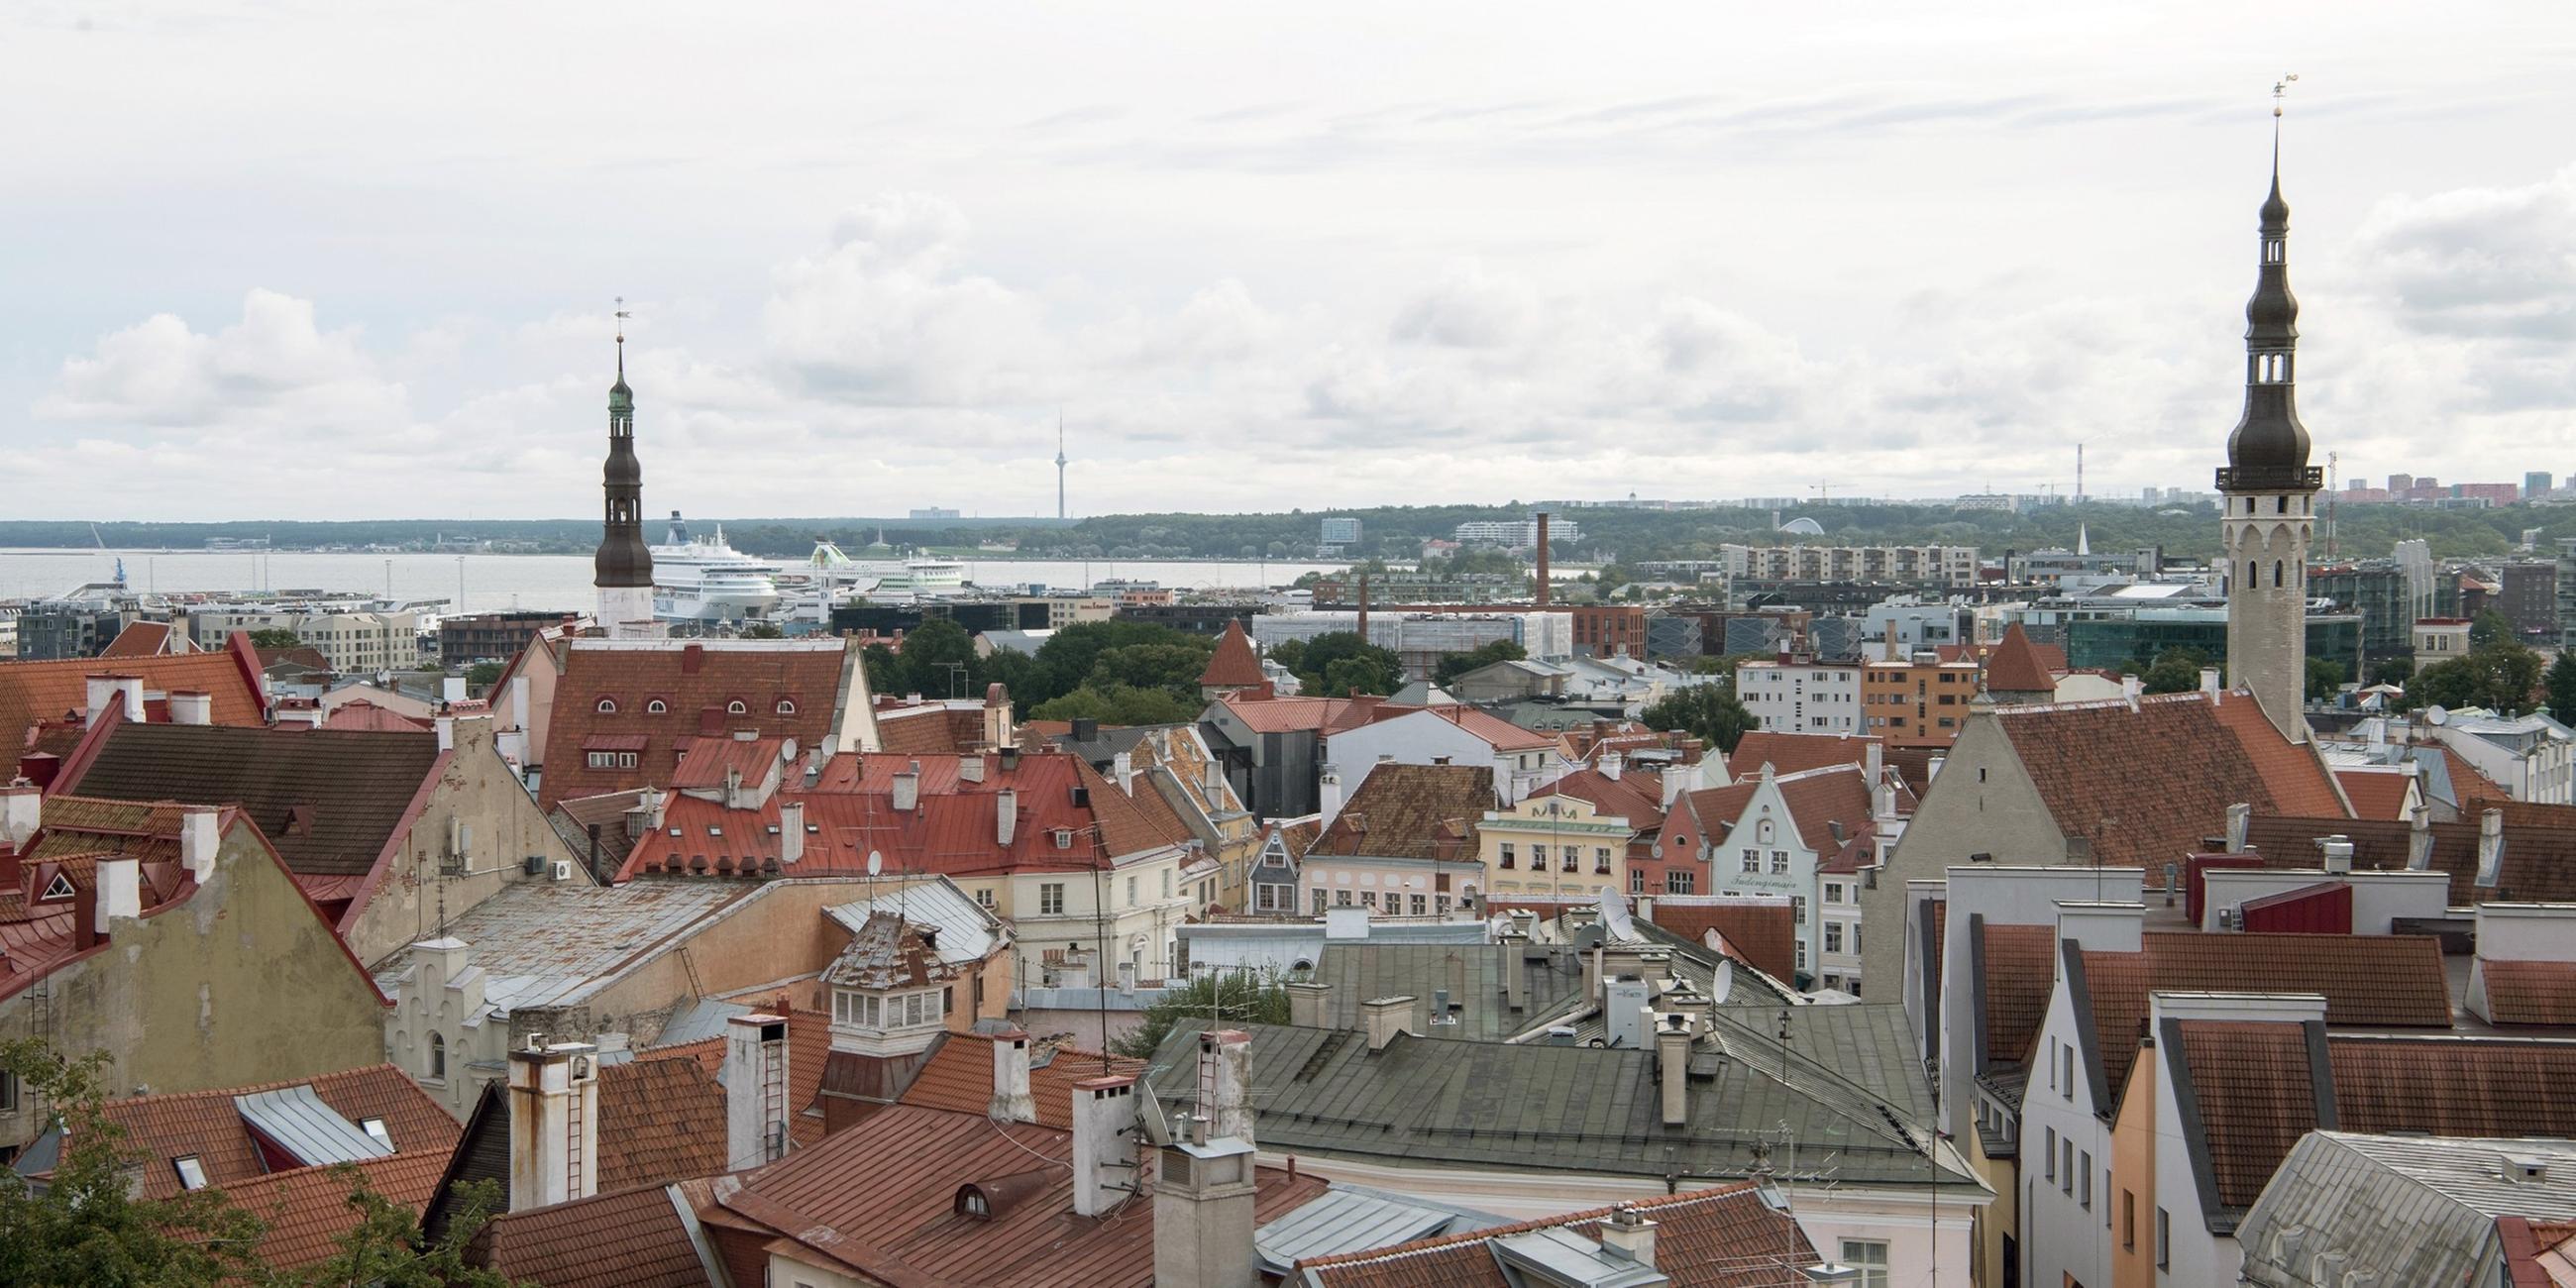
(1269, 633, 1403, 698)
(2408, 639, 2543, 715)
(1433, 639, 1527, 687)
(1109, 971, 1293, 1059)
(1639, 684, 1754, 753)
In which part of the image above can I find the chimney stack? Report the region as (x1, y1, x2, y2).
(1071, 1075, 1137, 1218)
(2200, 666, 2223, 700)
(1656, 1014, 1691, 1127)
(435, 715, 456, 752)
(1362, 996, 1414, 1051)
(2121, 673, 2143, 709)
(168, 690, 213, 726)
(1355, 571, 1370, 645)
(892, 768, 920, 812)
(1200, 1028, 1254, 1144)
(959, 754, 986, 785)
(1319, 766, 1345, 828)
(1286, 981, 1331, 1027)
(85, 675, 120, 722)
(996, 788, 1019, 847)
(1113, 751, 1135, 796)
(1, 783, 42, 853)
(95, 856, 143, 934)
(725, 1014, 792, 1169)
(778, 801, 805, 865)
(506, 1039, 601, 1211)
(2408, 805, 2434, 870)
(179, 805, 221, 882)
(1535, 512, 1552, 607)
(1600, 751, 1623, 782)
(443, 676, 469, 705)
(1154, 1036, 1260, 1288)
(1600, 1204, 1661, 1267)
(2477, 807, 2507, 888)
(989, 1028, 1036, 1124)
(2225, 803, 2252, 854)
(1499, 928, 1528, 1013)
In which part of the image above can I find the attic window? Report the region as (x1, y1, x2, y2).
(707, 826, 723, 838)
(776, 698, 798, 715)
(173, 1155, 208, 1191)
(360, 1118, 390, 1148)
(596, 698, 618, 714)
(646, 699, 669, 714)
(41, 873, 75, 902)
(726, 700, 749, 715)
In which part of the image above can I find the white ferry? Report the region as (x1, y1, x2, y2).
(651, 512, 784, 623)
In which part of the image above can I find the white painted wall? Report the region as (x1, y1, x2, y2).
(1327, 709, 1555, 804)
(2197, 869, 2449, 934)
(1737, 661, 1864, 736)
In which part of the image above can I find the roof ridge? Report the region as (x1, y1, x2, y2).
(1294, 1181, 1766, 1270)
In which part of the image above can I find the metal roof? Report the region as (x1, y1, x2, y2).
(2238, 1131, 2576, 1288)
(822, 877, 1002, 967)
(373, 880, 752, 1015)
(1255, 1184, 1507, 1274)
(233, 1085, 395, 1167)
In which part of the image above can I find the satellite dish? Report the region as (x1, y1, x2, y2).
(867, 850, 884, 876)
(2424, 705, 2449, 726)
(1136, 1080, 1176, 1146)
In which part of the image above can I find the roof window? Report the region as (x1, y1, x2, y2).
(726, 700, 749, 715)
(646, 699, 669, 714)
(595, 698, 618, 714)
(173, 1155, 208, 1191)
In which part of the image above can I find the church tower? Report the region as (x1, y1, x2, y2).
(593, 316, 657, 639)
(2215, 98, 2320, 739)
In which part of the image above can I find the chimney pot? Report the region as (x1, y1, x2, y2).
(778, 801, 805, 865)
(989, 1030, 1036, 1124)
(996, 788, 1020, 847)
(1071, 1074, 1137, 1218)
(507, 1039, 601, 1211)
(893, 770, 920, 812)
(435, 715, 456, 752)
(168, 691, 213, 726)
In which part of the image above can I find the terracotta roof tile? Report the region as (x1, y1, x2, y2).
(220, 1149, 453, 1271)
(597, 1056, 734, 1190)
(63, 723, 446, 881)
(477, 1181, 709, 1288)
(1296, 1180, 1818, 1288)
(2332, 769, 2417, 821)
(1983, 623, 2059, 695)
(1993, 692, 2346, 871)
(316, 699, 434, 733)
(1644, 896, 1795, 982)
(1216, 693, 1402, 736)
(2241, 813, 2576, 905)
(1980, 921, 2055, 1068)
(668, 735, 786, 790)
(1312, 763, 1494, 862)
(1200, 619, 1268, 688)
(98, 621, 179, 659)
(1682, 764, 1875, 858)
(897, 1032, 1143, 1130)
(1725, 730, 1883, 781)
(1529, 767, 1666, 833)
(2172, 1019, 2325, 1212)
(540, 640, 850, 808)
(2482, 960, 2576, 1025)
(641, 1008, 834, 1148)
(0, 645, 264, 755)
(1408, 703, 1559, 751)
(97, 1064, 459, 1201)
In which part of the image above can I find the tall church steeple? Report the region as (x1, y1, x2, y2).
(2215, 81, 2320, 739)
(593, 303, 657, 639)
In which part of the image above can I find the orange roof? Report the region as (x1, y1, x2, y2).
(1409, 703, 1559, 751)
(475, 1180, 712, 1288)
(1217, 692, 1404, 735)
(539, 640, 849, 808)
(669, 735, 786, 790)
(1312, 763, 1493, 862)
(316, 699, 433, 733)
(1644, 897, 1795, 982)
(0, 643, 265, 755)
(1726, 730, 1881, 780)
(222, 1149, 451, 1270)
(2332, 769, 2416, 821)
(96, 1064, 458, 1201)
(1200, 619, 1268, 688)
(1983, 622, 2059, 694)
(1528, 766, 1666, 832)
(98, 621, 185, 658)
(2482, 960, 2576, 1025)
(1683, 763, 1875, 857)
(1980, 921, 2056, 1067)
(897, 1031, 1143, 1129)
(643, 1008, 834, 1148)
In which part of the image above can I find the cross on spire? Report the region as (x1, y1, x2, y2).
(614, 295, 631, 376)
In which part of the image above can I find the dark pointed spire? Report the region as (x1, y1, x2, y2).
(2218, 81, 2317, 494)
(595, 304, 652, 590)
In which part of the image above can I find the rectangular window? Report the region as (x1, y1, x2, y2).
(2045, 1127, 2058, 1181)
(1770, 849, 1789, 874)
(2064, 1044, 2077, 1100)
(1532, 844, 1548, 869)
(1593, 846, 1611, 873)
(1630, 867, 1647, 893)
(1500, 842, 1516, 869)
(1039, 883, 1065, 915)
(1839, 1239, 1889, 1288)
(1162, 870, 1172, 899)
(1435, 895, 1451, 914)
(2063, 1139, 2076, 1195)
(1410, 894, 1426, 916)
(1824, 922, 1844, 953)
(975, 887, 996, 910)
(1312, 888, 1327, 914)
(0, 1070, 16, 1113)
(1791, 896, 1806, 925)
(1741, 848, 1761, 874)
(863, 994, 880, 1026)
(2156, 1207, 2171, 1268)
(2122, 1189, 2135, 1249)
(1335, 889, 1351, 906)
(1824, 882, 1843, 904)
(1667, 869, 1695, 895)
(1127, 876, 1138, 906)
(173, 1155, 208, 1191)
(2080, 1151, 2093, 1209)
(1360, 891, 1377, 910)
(1561, 850, 1577, 873)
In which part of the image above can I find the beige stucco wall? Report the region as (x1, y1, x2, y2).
(1860, 712, 2064, 991)
(0, 822, 386, 1155)
(1476, 795, 1632, 902)
(347, 715, 588, 970)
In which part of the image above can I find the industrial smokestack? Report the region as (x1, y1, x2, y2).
(1535, 512, 1552, 608)
(1356, 570, 1369, 645)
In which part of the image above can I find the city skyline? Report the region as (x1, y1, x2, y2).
(6, 3, 2573, 521)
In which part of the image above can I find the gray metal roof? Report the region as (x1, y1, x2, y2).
(1253, 1183, 1506, 1274)
(373, 880, 753, 1016)
(1146, 1019, 1977, 1192)
(649, 997, 755, 1049)
(824, 878, 1004, 968)
(2238, 1131, 2576, 1288)
(1493, 1226, 1666, 1287)
(233, 1085, 394, 1167)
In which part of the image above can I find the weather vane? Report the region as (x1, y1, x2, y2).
(614, 295, 631, 373)
(2273, 72, 2298, 117)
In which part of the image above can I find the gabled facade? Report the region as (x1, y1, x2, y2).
(1682, 762, 1878, 989)
(1326, 705, 1564, 805)
(536, 637, 875, 809)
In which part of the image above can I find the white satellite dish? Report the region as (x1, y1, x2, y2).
(1598, 887, 1638, 943)
(867, 850, 884, 877)
(2424, 705, 2449, 726)
(1136, 1079, 1176, 1146)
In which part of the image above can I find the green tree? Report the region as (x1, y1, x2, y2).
(0, 1040, 268, 1287)
(891, 617, 980, 698)
(1639, 684, 1755, 753)
(2408, 641, 2542, 713)
(1109, 971, 1293, 1059)
(1029, 684, 1204, 727)
(463, 661, 505, 693)
(861, 642, 900, 697)
(737, 622, 785, 639)
(1086, 641, 1218, 698)
(2547, 651, 2576, 723)
(2370, 656, 2415, 688)
(247, 628, 305, 650)
(2471, 609, 2516, 649)
(1433, 639, 1527, 687)
(1028, 620, 1209, 708)
(1285, 632, 1402, 697)
(981, 649, 1041, 704)
(2305, 657, 2347, 702)
(2138, 646, 2213, 695)
(274, 1175, 526, 1288)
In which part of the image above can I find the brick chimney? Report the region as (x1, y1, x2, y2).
(725, 1014, 792, 1168)
(506, 1039, 601, 1211)
(167, 690, 213, 726)
(778, 801, 805, 866)
(1154, 1033, 1260, 1288)
(179, 805, 221, 882)
(989, 1028, 1036, 1124)
(1071, 1074, 1138, 1218)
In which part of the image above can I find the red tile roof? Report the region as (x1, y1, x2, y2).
(1725, 730, 1882, 781)
(2332, 769, 2417, 821)
(317, 699, 434, 733)
(1215, 692, 1401, 736)
(1528, 766, 1667, 833)
(2481, 960, 2576, 1025)
(668, 735, 787, 791)
(2077, 931, 2452, 1098)
(1980, 921, 2056, 1068)
(0, 641, 265, 756)
(98, 621, 183, 659)
(1295, 1180, 1818, 1288)
(1990, 691, 2347, 871)
(1683, 764, 1875, 858)
(221, 1149, 453, 1270)
(540, 640, 850, 808)
(1983, 623, 2059, 695)
(897, 1032, 1144, 1130)
(1200, 619, 1268, 688)
(2170, 1019, 2326, 1213)
(1644, 896, 1795, 982)
(721, 1103, 1327, 1287)
(2240, 813, 2576, 905)
(1311, 763, 1494, 862)
(1407, 703, 1560, 751)
(95, 1064, 459, 1201)
(643, 1008, 835, 1149)
(872, 703, 989, 757)
(476, 1181, 711, 1288)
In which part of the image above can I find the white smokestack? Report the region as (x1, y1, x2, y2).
(506, 1039, 600, 1212)
(95, 856, 142, 932)
(725, 1014, 792, 1168)
(779, 801, 805, 866)
(168, 691, 213, 726)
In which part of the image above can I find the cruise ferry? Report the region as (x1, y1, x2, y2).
(651, 512, 784, 623)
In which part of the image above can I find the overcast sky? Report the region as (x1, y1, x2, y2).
(6, 2, 2573, 521)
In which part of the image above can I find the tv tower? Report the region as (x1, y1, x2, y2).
(1055, 413, 1068, 520)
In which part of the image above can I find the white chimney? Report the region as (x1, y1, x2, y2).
(1199, 1028, 1254, 1144)
(168, 691, 213, 726)
(893, 768, 920, 812)
(1604, 977, 1651, 1050)
(2056, 899, 2145, 955)
(725, 1014, 792, 1168)
(506, 1039, 600, 1211)
(1113, 751, 1135, 795)
(2225, 803, 2253, 853)
(1153, 1036, 1260, 1288)
(85, 675, 120, 721)
(1600, 1204, 1661, 1268)
(1499, 929, 1529, 1013)
(508, 674, 530, 727)
(1319, 766, 1345, 828)
(779, 801, 805, 865)
(115, 676, 146, 722)
(95, 856, 143, 932)
(1362, 996, 1414, 1051)
(1071, 1074, 1138, 1218)
(639, 788, 668, 832)
(435, 715, 456, 752)
(2121, 673, 2143, 709)
(1662, 763, 1690, 807)
(959, 754, 986, 785)
(0, 784, 41, 851)
(989, 1028, 1036, 1124)
(996, 789, 1019, 847)
(2200, 667, 2223, 700)
(2477, 808, 2506, 888)
(2408, 805, 2435, 870)
(443, 676, 468, 704)
(1656, 1015, 1691, 1127)
(1287, 981, 1331, 1027)
(1600, 751, 1623, 782)
(2320, 835, 2355, 875)
(1865, 738, 1884, 787)
(179, 805, 221, 882)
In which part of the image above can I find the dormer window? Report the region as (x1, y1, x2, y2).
(360, 1118, 390, 1148)
(595, 698, 617, 714)
(776, 698, 797, 715)
(41, 872, 75, 902)
(646, 699, 669, 714)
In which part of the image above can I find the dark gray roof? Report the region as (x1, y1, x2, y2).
(1309, 942, 1584, 1042)
(1147, 1016, 1974, 1192)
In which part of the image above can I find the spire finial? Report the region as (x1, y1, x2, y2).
(613, 295, 631, 377)
(2271, 73, 2298, 169)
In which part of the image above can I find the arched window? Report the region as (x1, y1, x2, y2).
(595, 698, 617, 714)
(646, 698, 668, 714)
(2247, 562, 2258, 588)
(2274, 561, 2285, 588)
(429, 1033, 446, 1080)
(776, 698, 797, 715)
(726, 699, 748, 715)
